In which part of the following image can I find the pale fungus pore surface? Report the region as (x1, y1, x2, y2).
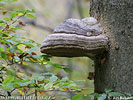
(40, 17, 109, 58)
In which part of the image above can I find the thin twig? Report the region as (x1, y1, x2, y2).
(25, 21, 53, 32)
(0, 67, 5, 71)
(11, 12, 26, 25)
(0, 94, 5, 97)
(35, 87, 38, 100)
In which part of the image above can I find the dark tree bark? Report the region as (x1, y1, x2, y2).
(90, 0, 133, 94)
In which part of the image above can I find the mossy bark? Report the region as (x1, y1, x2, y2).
(90, 0, 133, 94)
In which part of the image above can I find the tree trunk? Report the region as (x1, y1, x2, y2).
(90, 0, 133, 94)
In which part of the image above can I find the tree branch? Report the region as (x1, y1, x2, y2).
(25, 21, 53, 32)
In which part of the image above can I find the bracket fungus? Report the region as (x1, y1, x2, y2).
(40, 17, 109, 59)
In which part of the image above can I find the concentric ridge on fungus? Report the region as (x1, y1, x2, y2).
(54, 17, 103, 36)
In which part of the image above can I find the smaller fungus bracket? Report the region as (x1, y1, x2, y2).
(40, 17, 109, 59)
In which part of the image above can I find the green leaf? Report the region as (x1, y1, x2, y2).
(72, 94, 82, 100)
(7, 40, 17, 44)
(40, 55, 51, 61)
(23, 42, 36, 48)
(105, 89, 113, 93)
(0, 52, 8, 60)
(56, 94, 68, 97)
(47, 62, 62, 69)
(6, 68, 16, 76)
(98, 94, 107, 100)
(41, 72, 55, 76)
(4, 17, 11, 21)
(109, 92, 123, 97)
(11, 27, 23, 31)
(10, 12, 17, 18)
(20, 80, 34, 86)
(61, 77, 68, 82)
(0, 39, 8, 43)
(26, 14, 36, 19)
(0, 23, 6, 26)
(124, 92, 131, 96)
(13, 34, 23, 39)
(14, 56, 20, 61)
(0, 20, 4, 23)
(62, 99, 71, 100)
(3, 84, 14, 92)
(16, 10, 26, 14)
(0, 48, 4, 52)
(27, 47, 36, 53)
(26, 9, 36, 13)
(10, 46, 18, 53)
(44, 83, 53, 90)
(13, 79, 28, 84)
(50, 75, 58, 83)
(32, 55, 41, 59)
(63, 68, 72, 73)
(69, 83, 77, 87)
(37, 76, 45, 81)
(3, 75, 15, 85)
(90, 93, 100, 99)
(32, 75, 45, 81)
(82, 96, 91, 99)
